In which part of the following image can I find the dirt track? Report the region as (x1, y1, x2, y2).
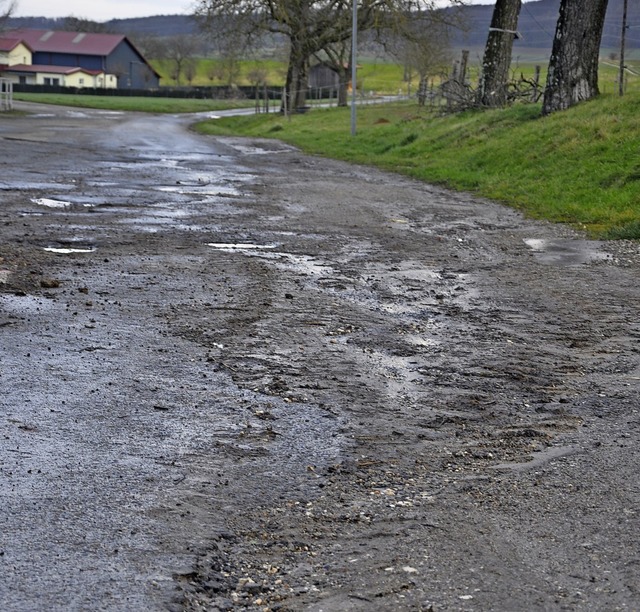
(1, 103, 639, 611)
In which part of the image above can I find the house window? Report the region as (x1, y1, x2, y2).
(44, 77, 51, 85)
(79, 78, 84, 85)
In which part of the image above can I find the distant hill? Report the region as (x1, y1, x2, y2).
(108, 15, 198, 37)
(6, 14, 198, 37)
(7, 0, 638, 59)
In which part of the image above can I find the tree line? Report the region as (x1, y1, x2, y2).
(1, 0, 615, 116)
(191, 0, 614, 115)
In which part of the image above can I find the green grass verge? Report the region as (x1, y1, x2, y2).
(13, 92, 252, 113)
(193, 94, 640, 239)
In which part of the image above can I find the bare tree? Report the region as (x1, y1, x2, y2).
(0, 0, 16, 31)
(542, 0, 609, 115)
(477, 0, 522, 107)
(134, 35, 169, 61)
(387, 14, 452, 102)
(165, 34, 202, 85)
(184, 58, 198, 85)
(194, 0, 458, 112)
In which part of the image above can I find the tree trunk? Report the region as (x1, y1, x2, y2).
(542, 0, 609, 115)
(477, 0, 522, 107)
(284, 46, 309, 112)
(337, 66, 349, 107)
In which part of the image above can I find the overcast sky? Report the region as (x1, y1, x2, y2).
(14, 0, 194, 21)
(14, 0, 497, 22)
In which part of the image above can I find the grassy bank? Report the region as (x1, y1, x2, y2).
(194, 94, 640, 239)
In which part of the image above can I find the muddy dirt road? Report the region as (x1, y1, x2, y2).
(1, 103, 639, 611)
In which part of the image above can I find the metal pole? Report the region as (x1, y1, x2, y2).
(619, 0, 628, 96)
(350, 0, 357, 136)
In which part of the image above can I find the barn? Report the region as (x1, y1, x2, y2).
(1, 29, 160, 89)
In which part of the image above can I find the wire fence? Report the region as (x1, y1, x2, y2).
(252, 84, 413, 114)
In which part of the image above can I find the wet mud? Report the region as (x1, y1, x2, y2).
(1, 104, 640, 611)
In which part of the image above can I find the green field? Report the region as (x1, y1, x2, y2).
(151, 57, 418, 94)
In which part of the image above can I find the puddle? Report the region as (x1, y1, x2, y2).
(228, 143, 295, 156)
(491, 445, 579, 471)
(31, 197, 72, 209)
(207, 243, 277, 251)
(156, 184, 242, 197)
(207, 245, 334, 277)
(44, 247, 96, 254)
(0, 181, 76, 191)
(524, 239, 611, 266)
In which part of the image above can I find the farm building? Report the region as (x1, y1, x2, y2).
(0, 29, 160, 89)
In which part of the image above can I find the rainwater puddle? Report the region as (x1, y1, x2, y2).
(44, 246, 96, 254)
(271, 253, 334, 276)
(31, 197, 71, 209)
(491, 445, 579, 471)
(524, 239, 611, 266)
(0, 181, 76, 191)
(156, 184, 242, 197)
(228, 143, 295, 156)
(208, 243, 277, 251)
(207, 245, 334, 277)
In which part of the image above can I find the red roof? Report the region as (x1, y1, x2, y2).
(5, 29, 125, 56)
(0, 36, 33, 53)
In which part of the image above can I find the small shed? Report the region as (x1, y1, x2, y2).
(309, 63, 340, 90)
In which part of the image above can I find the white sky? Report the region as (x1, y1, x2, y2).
(13, 0, 194, 21)
(14, 0, 498, 22)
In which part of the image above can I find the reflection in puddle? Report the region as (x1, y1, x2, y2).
(44, 247, 96, 254)
(524, 238, 611, 266)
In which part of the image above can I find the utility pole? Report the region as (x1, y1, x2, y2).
(351, 0, 358, 136)
(619, 0, 628, 96)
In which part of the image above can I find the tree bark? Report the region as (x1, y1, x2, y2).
(284, 45, 310, 112)
(477, 0, 522, 107)
(542, 0, 609, 115)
